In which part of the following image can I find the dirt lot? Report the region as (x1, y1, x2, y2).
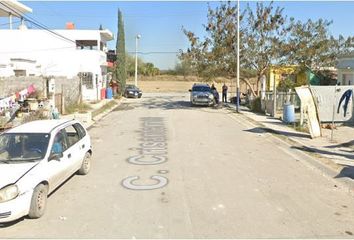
(127, 75, 251, 94)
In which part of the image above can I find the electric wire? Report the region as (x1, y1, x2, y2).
(0, 1, 80, 46)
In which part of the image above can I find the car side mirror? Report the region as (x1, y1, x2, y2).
(49, 152, 63, 161)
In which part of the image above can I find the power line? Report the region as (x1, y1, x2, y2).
(0, 46, 76, 54)
(28, 13, 205, 19)
(0, 2, 78, 46)
(0, 20, 21, 27)
(127, 51, 179, 55)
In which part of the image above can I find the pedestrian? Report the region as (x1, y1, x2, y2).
(211, 83, 216, 91)
(222, 83, 228, 103)
(211, 86, 219, 105)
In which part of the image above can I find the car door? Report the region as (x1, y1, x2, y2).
(46, 130, 70, 192)
(62, 124, 83, 174)
(73, 123, 90, 162)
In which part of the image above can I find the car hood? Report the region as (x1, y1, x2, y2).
(0, 162, 38, 189)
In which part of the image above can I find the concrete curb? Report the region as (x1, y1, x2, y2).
(88, 99, 122, 129)
(61, 99, 123, 130)
(224, 103, 354, 193)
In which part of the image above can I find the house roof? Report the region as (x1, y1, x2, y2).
(0, 0, 32, 17)
(100, 29, 114, 41)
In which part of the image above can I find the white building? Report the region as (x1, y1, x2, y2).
(0, 28, 114, 100)
(0, 1, 114, 100)
(337, 54, 354, 86)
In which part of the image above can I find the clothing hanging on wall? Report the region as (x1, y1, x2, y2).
(337, 89, 353, 117)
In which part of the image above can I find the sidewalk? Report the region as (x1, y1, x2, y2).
(61, 98, 121, 129)
(226, 103, 354, 169)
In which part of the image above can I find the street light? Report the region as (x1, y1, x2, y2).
(236, 0, 240, 113)
(135, 34, 141, 87)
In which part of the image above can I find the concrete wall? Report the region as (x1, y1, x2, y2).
(311, 86, 354, 123)
(0, 76, 80, 106)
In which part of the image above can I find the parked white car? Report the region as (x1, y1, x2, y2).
(0, 119, 92, 222)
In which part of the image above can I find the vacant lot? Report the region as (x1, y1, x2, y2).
(127, 75, 251, 94)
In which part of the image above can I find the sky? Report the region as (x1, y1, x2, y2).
(3, 1, 354, 70)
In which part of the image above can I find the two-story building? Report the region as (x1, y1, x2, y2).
(0, 27, 114, 101)
(0, 1, 114, 101)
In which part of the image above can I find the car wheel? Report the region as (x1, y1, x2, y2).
(78, 152, 91, 175)
(28, 184, 48, 219)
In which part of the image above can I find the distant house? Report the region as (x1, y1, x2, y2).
(337, 54, 354, 85)
(266, 65, 321, 91)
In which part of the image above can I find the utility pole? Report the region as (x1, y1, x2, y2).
(331, 84, 340, 142)
(134, 34, 141, 87)
(236, 0, 240, 112)
(272, 72, 277, 117)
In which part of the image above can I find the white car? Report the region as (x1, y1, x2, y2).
(0, 119, 92, 223)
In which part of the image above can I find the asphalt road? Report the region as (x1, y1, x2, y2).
(1, 93, 354, 238)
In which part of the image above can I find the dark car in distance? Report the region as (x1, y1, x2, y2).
(124, 84, 142, 98)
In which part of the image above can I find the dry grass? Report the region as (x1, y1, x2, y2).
(65, 102, 92, 114)
(92, 100, 118, 118)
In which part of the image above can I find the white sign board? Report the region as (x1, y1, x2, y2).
(295, 86, 322, 138)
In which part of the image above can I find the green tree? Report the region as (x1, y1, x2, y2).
(180, 1, 285, 96)
(335, 35, 354, 56)
(116, 9, 126, 94)
(241, 2, 291, 94)
(285, 19, 335, 68)
(175, 58, 195, 79)
(125, 54, 160, 77)
(180, 2, 239, 81)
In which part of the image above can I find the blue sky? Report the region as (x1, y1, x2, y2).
(7, 1, 354, 70)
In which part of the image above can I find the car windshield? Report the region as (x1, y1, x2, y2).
(0, 133, 50, 163)
(192, 86, 211, 92)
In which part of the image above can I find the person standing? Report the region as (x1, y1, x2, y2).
(222, 83, 228, 103)
(210, 84, 219, 105)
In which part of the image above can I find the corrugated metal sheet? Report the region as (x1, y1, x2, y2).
(295, 86, 321, 138)
(310, 86, 354, 123)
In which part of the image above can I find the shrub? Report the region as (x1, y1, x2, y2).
(65, 102, 91, 114)
(21, 109, 50, 123)
(250, 97, 263, 113)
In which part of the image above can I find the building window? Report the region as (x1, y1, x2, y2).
(14, 70, 26, 77)
(79, 72, 93, 89)
(76, 40, 98, 50)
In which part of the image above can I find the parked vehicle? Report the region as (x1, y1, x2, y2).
(189, 83, 215, 106)
(0, 119, 92, 222)
(124, 85, 142, 98)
